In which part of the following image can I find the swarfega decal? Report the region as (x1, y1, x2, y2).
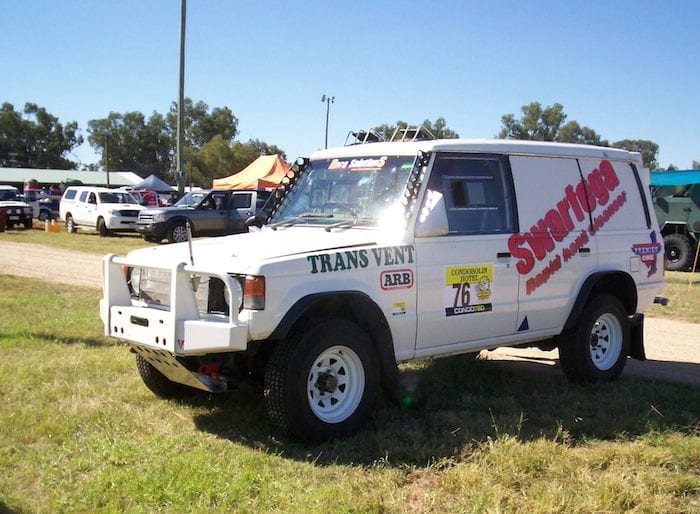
(508, 160, 627, 295)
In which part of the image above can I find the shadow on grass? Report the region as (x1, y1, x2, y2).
(191, 354, 700, 466)
(0, 330, 121, 348)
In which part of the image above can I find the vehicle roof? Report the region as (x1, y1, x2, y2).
(310, 138, 642, 164)
(65, 186, 135, 193)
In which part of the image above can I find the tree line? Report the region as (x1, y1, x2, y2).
(0, 99, 690, 187)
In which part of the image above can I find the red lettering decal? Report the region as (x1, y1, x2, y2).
(508, 233, 535, 275)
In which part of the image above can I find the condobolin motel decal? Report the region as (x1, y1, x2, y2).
(507, 160, 629, 295)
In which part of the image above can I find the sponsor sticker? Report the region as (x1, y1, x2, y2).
(443, 264, 493, 317)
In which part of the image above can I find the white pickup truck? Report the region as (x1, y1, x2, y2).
(101, 138, 667, 441)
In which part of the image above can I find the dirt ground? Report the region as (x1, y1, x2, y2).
(2, 241, 698, 385)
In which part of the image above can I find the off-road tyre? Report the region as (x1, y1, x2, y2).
(65, 214, 77, 233)
(264, 318, 380, 441)
(97, 217, 110, 237)
(38, 209, 51, 222)
(167, 222, 188, 243)
(663, 233, 692, 271)
(135, 354, 193, 399)
(558, 294, 630, 383)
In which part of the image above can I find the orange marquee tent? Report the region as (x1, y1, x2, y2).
(212, 154, 290, 190)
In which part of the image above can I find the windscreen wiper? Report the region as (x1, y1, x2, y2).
(324, 217, 377, 232)
(269, 213, 332, 230)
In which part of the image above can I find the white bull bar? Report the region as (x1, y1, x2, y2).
(100, 254, 248, 355)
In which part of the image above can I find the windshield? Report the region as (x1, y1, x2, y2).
(175, 191, 209, 207)
(0, 190, 19, 201)
(271, 155, 416, 224)
(98, 191, 138, 204)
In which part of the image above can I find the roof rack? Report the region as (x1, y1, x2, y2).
(344, 129, 383, 146)
(389, 124, 435, 142)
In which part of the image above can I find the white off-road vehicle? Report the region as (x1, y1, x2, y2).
(101, 137, 667, 440)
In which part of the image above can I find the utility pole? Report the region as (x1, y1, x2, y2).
(321, 94, 334, 149)
(104, 135, 110, 187)
(176, 0, 187, 195)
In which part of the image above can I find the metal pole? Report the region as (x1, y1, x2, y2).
(321, 94, 334, 149)
(176, 0, 187, 195)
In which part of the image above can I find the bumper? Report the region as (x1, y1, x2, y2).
(104, 215, 139, 231)
(100, 254, 248, 356)
(135, 222, 167, 239)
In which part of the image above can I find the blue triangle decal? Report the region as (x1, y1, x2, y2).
(517, 316, 529, 332)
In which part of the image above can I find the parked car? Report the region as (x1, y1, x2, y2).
(0, 185, 33, 229)
(136, 189, 272, 243)
(651, 170, 700, 271)
(59, 186, 144, 236)
(102, 139, 667, 441)
(22, 188, 59, 220)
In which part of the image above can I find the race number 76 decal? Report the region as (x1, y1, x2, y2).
(444, 264, 493, 317)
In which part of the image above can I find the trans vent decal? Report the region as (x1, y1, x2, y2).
(507, 160, 628, 295)
(444, 264, 493, 317)
(632, 231, 662, 277)
(307, 245, 415, 274)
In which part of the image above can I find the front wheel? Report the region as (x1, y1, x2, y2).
(558, 294, 630, 382)
(97, 217, 110, 237)
(167, 222, 188, 243)
(264, 318, 379, 441)
(135, 355, 194, 399)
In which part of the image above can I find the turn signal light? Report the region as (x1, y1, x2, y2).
(243, 275, 265, 310)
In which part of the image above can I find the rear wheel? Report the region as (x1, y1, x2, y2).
(38, 209, 51, 221)
(65, 214, 77, 233)
(663, 233, 692, 271)
(558, 294, 630, 382)
(167, 222, 188, 243)
(264, 318, 379, 441)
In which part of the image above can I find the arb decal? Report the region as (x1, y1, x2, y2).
(444, 264, 493, 317)
(381, 269, 414, 290)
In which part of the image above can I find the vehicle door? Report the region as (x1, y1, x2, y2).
(73, 190, 91, 225)
(414, 153, 520, 355)
(196, 190, 230, 235)
(228, 192, 254, 233)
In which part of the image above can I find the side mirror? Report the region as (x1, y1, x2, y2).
(414, 190, 449, 237)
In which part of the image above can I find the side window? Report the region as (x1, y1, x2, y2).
(78, 191, 88, 202)
(231, 193, 252, 209)
(64, 189, 77, 201)
(88, 192, 97, 204)
(427, 154, 516, 235)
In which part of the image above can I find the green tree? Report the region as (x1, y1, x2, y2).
(87, 111, 172, 178)
(0, 101, 83, 169)
(499, 102, 567, 141)
(610, 139, 659, 169)
(165, 98, 238, 148)
(372, 117, 459, 141)
(557, 121, 609, 146)
(692, 160, 700, 169)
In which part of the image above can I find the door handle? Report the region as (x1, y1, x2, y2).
(497, 252, 511, 259)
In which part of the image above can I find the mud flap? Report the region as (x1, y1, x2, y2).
(131, 345, 227, 392)
(629, 314, 646, 361)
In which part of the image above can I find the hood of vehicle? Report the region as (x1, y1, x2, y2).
(0, 200, 31, 208)
(124, 225, 389, 271)
(104, 203, 144, 210)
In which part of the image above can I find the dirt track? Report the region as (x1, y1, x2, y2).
(2, 241, 698, 385)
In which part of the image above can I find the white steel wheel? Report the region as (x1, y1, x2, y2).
(588, 312, 623, 371)
(307, 345, 365, 424)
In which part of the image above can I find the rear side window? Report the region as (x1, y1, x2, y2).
(426, 153, 516, 235)
(63, 189, 77, 201)
(577, 159, 649, 231)
(231, 193, 252, 209)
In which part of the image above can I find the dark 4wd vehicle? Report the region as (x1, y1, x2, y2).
(651, 170, 700, 271)
(136, 189, 272, 243)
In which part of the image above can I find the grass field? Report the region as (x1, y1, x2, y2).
(1, 275, 698, 512)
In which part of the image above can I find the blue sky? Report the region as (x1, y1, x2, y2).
(1, 0, 698, 169)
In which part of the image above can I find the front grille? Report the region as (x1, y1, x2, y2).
(138, 212, 155, 222)
(119, 209, 140, 217)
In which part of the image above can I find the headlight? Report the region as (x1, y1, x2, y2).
(128, 267, 142, 295)
(23, 207, 32, 214)
(153, 212, 166, 223)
